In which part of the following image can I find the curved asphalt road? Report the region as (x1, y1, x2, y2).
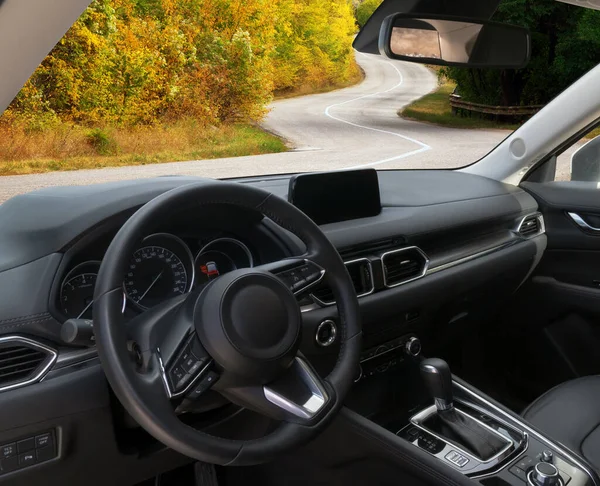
(0, 53, 510, 203)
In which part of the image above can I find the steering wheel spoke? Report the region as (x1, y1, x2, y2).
(256, 257, 325, 297)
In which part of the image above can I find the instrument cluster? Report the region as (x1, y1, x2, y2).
(58, 233, 255, 320)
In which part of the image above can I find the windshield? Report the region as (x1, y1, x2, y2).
(1, 0, 600, 202)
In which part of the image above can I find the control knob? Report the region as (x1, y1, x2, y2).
(528, 462, 561, 486)
(405, 337, 422, 357)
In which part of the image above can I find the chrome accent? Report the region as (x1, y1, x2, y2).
(568, 212, 600, 233)
(310, 257, 374, 306)
(315, 320, 337, 347)
(454, 380, 600, 486)
(527, 467, 563, 486)
(515, 212, 546, 238)
(54, 347, 98, 369)
(426, 240, 518, 275)
(0, 336, 57, 392)
(263, 358, 328, 420)
(156, 347, 211, 399)
(404, 336, 421, 357)
(407, 405, 515, 474)
(196, 237, 254, 269)
(434, 397, 453, 412)
(381, 246, 429, 288)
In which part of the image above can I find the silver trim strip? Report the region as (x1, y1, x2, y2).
(426, 240, 518, 276)
(568, 212, 600, 233)
(0, 336, 57, 392)
(515, 212, 546, 238)
(263, 358, 329, 420)
(381, 246, 429, 288)
(454, 380, 600, 486)
(310, 257, 374, 306)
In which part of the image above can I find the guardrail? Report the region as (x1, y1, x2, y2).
(449, 93, 543, 119)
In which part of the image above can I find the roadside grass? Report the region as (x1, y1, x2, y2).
(400, 81, 518, 130)
(0, 122, 287, 176)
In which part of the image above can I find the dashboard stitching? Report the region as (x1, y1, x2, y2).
(0, 311, 50, 323)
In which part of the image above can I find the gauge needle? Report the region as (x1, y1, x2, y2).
(138, 270, 164, 303)
(77, 299, 94, 319)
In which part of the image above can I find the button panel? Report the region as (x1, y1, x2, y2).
(276, 262, 323, 294)
(445, 450, 469, 468)
(166, 337, 210, 394)
(0, 430, 56, 475)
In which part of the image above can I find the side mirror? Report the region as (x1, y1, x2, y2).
(378, 14, 530, 69)
(571, 135, 600, 182)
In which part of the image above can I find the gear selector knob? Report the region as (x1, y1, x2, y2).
(420, 358, 453, 411)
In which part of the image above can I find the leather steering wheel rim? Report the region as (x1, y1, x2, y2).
(93, 181, 362, 465)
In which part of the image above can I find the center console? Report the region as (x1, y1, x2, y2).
(353, 336, 599, 486)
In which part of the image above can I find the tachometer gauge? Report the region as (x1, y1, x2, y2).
(195, 237, 254, 285)
(60, 261, 101, 319)
(124, 233, 194, 310)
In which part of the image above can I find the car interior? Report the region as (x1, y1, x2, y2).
(1, 160, 600, 486)
(3, 0, 600, 486)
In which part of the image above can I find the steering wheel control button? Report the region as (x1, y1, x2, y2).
(169, 365, 187, 390)
(1, 443, 15, 459)
(16, 438, 34, 454)
(187, 371, 220, 398)
(276, 262, 323, 295)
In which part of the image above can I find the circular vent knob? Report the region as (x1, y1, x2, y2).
(315, 320, 337, 347)
(405, 337, 422, 357)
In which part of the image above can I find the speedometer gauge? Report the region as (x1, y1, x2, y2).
(124, 234, 194, 310)
(60, 261, 101, 319)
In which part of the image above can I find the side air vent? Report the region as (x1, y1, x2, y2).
(382, 247, 429, 288)
(311, 258, 374, 305)
(0, 338, 57, 392)
(339, 237, 405, 260)
(517, 214, 544, 238)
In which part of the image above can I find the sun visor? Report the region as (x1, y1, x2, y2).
(354, 0, 502, 54)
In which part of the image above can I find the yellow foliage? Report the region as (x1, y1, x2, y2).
(4, 0, 359, 128)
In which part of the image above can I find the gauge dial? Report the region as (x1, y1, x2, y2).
(195, 238, 254, 285)
(124, 234, 194, 310)
(60, 261, 101, 319)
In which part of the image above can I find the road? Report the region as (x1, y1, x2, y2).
(0, 53, 512, 203)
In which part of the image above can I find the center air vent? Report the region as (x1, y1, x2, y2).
(0, 338, 57, 392)
(517, 214, 544, 238)
(311, 258, 373, 305)
(382, 247, 429, 288)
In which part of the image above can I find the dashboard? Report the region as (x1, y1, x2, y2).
(0, 170, 547, 486)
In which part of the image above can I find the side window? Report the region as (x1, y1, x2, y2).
(556, 129, 600, 182)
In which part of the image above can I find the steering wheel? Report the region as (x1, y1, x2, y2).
(92, 181, 362, 466)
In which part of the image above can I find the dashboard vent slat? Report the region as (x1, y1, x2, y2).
(311, 259, 373, 305)
(382, 247, 429, 288)
(518, 215, 543, 237)
(0, 340, 56, 391)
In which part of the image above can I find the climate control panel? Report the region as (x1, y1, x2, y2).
(355, 335, 420, 382)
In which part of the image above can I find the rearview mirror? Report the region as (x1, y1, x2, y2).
(571, 135, 600, 182)
(379, 14, 530, 69)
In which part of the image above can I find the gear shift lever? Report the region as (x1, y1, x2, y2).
(420, 358, 453, 411)
(418, 357, 507, 460)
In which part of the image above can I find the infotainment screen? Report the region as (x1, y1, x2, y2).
(288, 169, 381, 225)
